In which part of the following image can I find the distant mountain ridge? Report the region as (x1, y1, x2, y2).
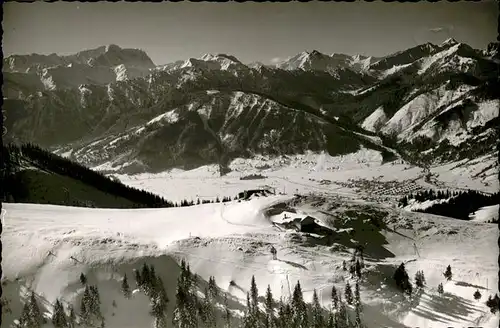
(3, 39, 498, 173)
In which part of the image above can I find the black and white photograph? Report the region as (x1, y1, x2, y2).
(1, 1, 499, 328)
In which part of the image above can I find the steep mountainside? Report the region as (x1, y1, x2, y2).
(3, 39, 498, 173)
(1, 144, 172, 208)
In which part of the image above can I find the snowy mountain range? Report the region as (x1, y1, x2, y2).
(3, 38, 499, 173)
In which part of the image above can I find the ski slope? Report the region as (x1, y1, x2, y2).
(2, 193, 498, 328)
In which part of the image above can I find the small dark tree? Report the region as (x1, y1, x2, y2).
(141, 263, 151, 290)
(80, 272, 87, 285)
(485, 294, 500, 313)
(473, 289, 482, 300)
(344, 282, 353, 305)
(291, 281, 308, 328)
(311, 289, 324, 328)
(393, 263, 412, 295)
(415, 270, 426, 288)
(354, 282, 361, 308)
(68, 304, 76, 328)
(122, 274, 131, 299)
(355, 305, 362, 328)
(342, 260, 347, 271)
(208, 276, 219, 299)
(242, 292, 253, 328)
(134, 269, 142, 287)
(264, 285, 275, 328)
(19, 303, 32, 328)
(443, 265, 452, 281)
(223, 294, 231, 328)
(355, 260, 362, 279)
(437, 283, 444, 295)
(25, 292, 45, 327)
(331, 285, 339, 310)
(250, 275, 260, 323)
(52, 299, 68, 328)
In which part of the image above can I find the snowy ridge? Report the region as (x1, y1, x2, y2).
(361, 107, 387, 132)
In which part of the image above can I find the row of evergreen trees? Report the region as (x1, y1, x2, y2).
(1, 143, 174, 208)
(392, 263, 454, 297)
(17, 258, 497, 328)
(398, 188, 499, 221)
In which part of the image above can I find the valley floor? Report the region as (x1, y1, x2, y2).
(109, 149, 498, 203)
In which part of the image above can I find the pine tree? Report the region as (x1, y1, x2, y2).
(355, 260, 362, 279)
(250, 275, 261, 326)
(90, 285, 102, 319)
(331, 285, 339, 310)
(68, 304, 76, 328)
(250, 275, 259, 311)
(354, 282, 361, 308)
(354, 305, 362, 328)
(344, 282, 353, 305)
(134, 269, 142, 288)
(208, 276, 219, 299)
(336, 302, 349, 328)
(52, 299, 68, 328)
(27, 292, 45, 327)
(223, 294, 231, 328)
(311, 289, 324, 328)
(141, 263, 151, 292)
(122, 274, 131, 299)
(80, 297, 89, 326)
(291, 281, 308, 328)
(172, 265, 197, 328)
(276, 298, 286, 328)
(415, 270, 426, 288)
(151, 276, 169, 328)
(437, 283, 444, 295)
(264, 285, 275, 328)
(326, 311, 335, 328)
(473, 289, 482, 300)
(242, 292, 254, 328)
(342, 261, 347, 271)
(19, 302, 32, 328)
(393, 263, 412, 294)
(200, 287, 216, 328)
(443, 265, 452, 281)
(80, 272, 87, 285)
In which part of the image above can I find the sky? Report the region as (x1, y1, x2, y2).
(3, 1, 498, 66)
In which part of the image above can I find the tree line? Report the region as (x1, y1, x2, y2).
(16, 257, 499, 328)
(398, 188, 499, 221)
(2, 143, 173, 208)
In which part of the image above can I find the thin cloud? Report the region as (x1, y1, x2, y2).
(429, 27, 445, 33)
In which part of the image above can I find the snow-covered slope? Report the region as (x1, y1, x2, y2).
(2, 193, 498, 328)
(361, 107, 388, 132)
(469, 204, 499, 223)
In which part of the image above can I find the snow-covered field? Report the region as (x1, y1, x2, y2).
(469, 205, 499, 223)
(2, 189, 499, 328)
(108, 149, 498, 203)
